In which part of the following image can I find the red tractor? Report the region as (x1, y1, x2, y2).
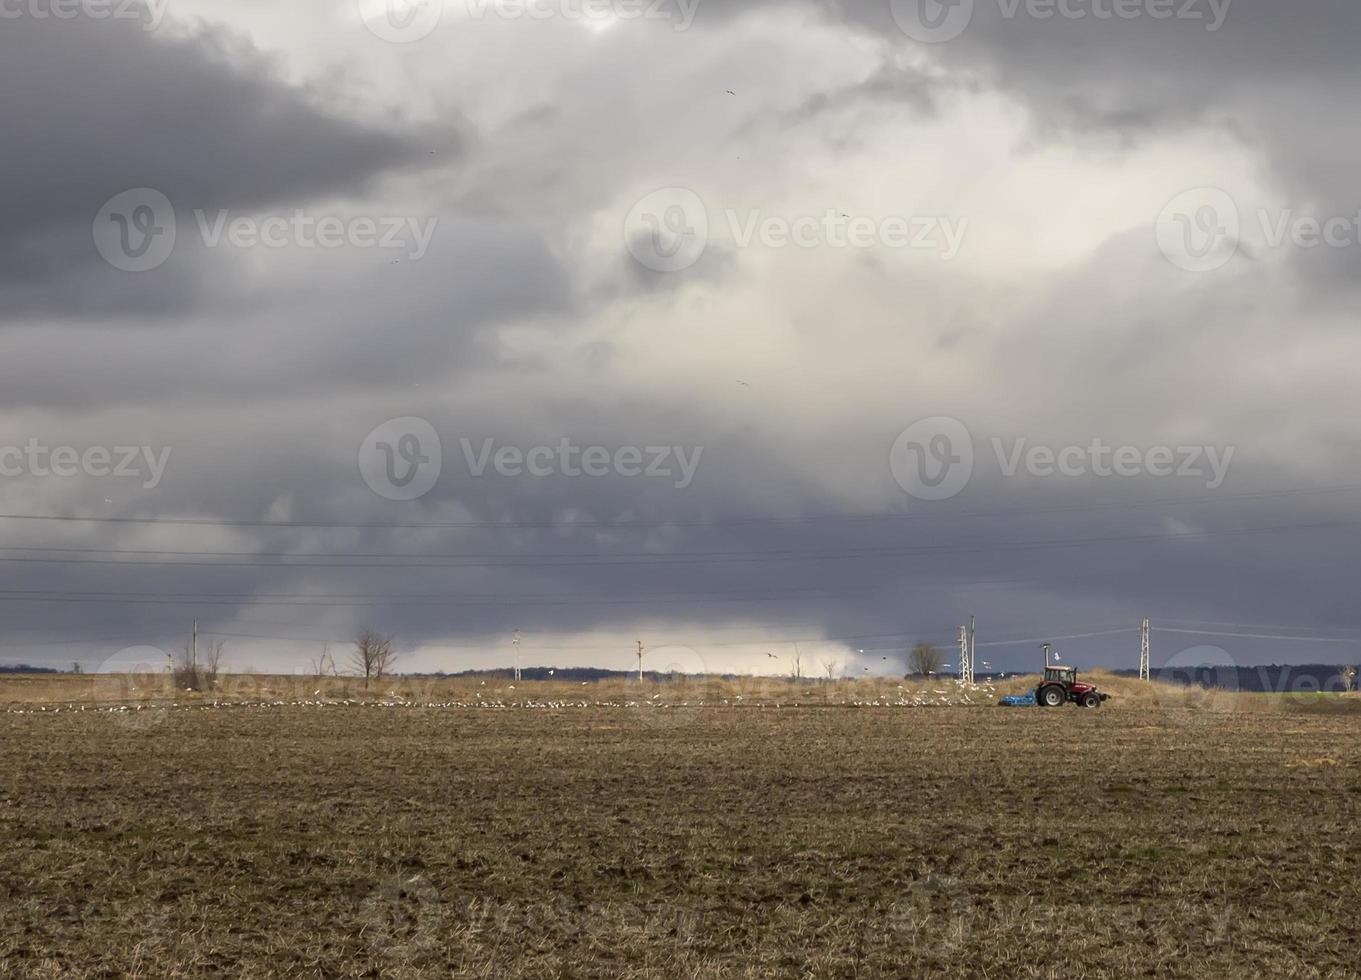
(1035, 666, 1109, 708)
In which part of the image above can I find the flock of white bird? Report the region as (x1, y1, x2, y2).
(5, 682, 1000, 716)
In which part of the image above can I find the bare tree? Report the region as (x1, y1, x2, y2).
(1340, 665, 1357, 693)
(310, 643, 338, 679)
(169, 639, 224, 691)
(821, 658, 840, 684)
(352, 630, 397, 688)
(375, 638, 397, 680)
(908, 643, 944, 677)
(202, 639, 224, 681)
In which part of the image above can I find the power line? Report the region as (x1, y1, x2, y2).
(191, 627, 962, 651)
(0, 518, 1356, 569)
(974, 628, 1137, 648)
(0, 590, 887, 609)
(0, 584, 865, 603)
(0, 634, 175, 648)
(1151, 627, 1360, 644)
(1154, 618, 1361, 635)
(0, 553, 1339, 608)
(0, 556, 1348, 610)
(0, 481, 1355, 531)
(446, 628, 963, 651)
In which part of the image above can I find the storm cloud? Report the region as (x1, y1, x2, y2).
(1, 0, 1357, 677)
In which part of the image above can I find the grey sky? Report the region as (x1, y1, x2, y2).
(1, 0, 1357, 676)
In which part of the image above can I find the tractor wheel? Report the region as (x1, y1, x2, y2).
(1039, 686, 1066, 708)
(1080, 691, 1101, 709)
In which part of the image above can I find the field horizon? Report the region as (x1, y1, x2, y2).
(4, 667, 1358, 712)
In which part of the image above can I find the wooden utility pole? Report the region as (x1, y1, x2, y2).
(191, 620, 198, 666)
(636, 639, 644, 681)
(513, 629, 521, 682)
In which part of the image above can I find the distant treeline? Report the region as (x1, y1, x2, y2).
(1110, 664, 1358, 693)
(412, 665, 1358, 691)
(0, 664, 60, 674)
(453, 665, 1355, 691)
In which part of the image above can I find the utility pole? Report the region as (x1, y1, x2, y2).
(967, 615, 976, 685)
(958, 626, 968, 683)
(636, 639, 644, 682)
(1139, 617, 1150, 681)
(191, 620, 198, 667)
(512, 629, 521, 682)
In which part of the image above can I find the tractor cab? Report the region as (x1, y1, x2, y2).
(1044, 666, 1076, 685)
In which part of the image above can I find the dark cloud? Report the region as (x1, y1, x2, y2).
(0, 0, 1358, 674)
(0, 13, 457, 320)
(0, 214, 574, 415)
(774, 60, 948, 125)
